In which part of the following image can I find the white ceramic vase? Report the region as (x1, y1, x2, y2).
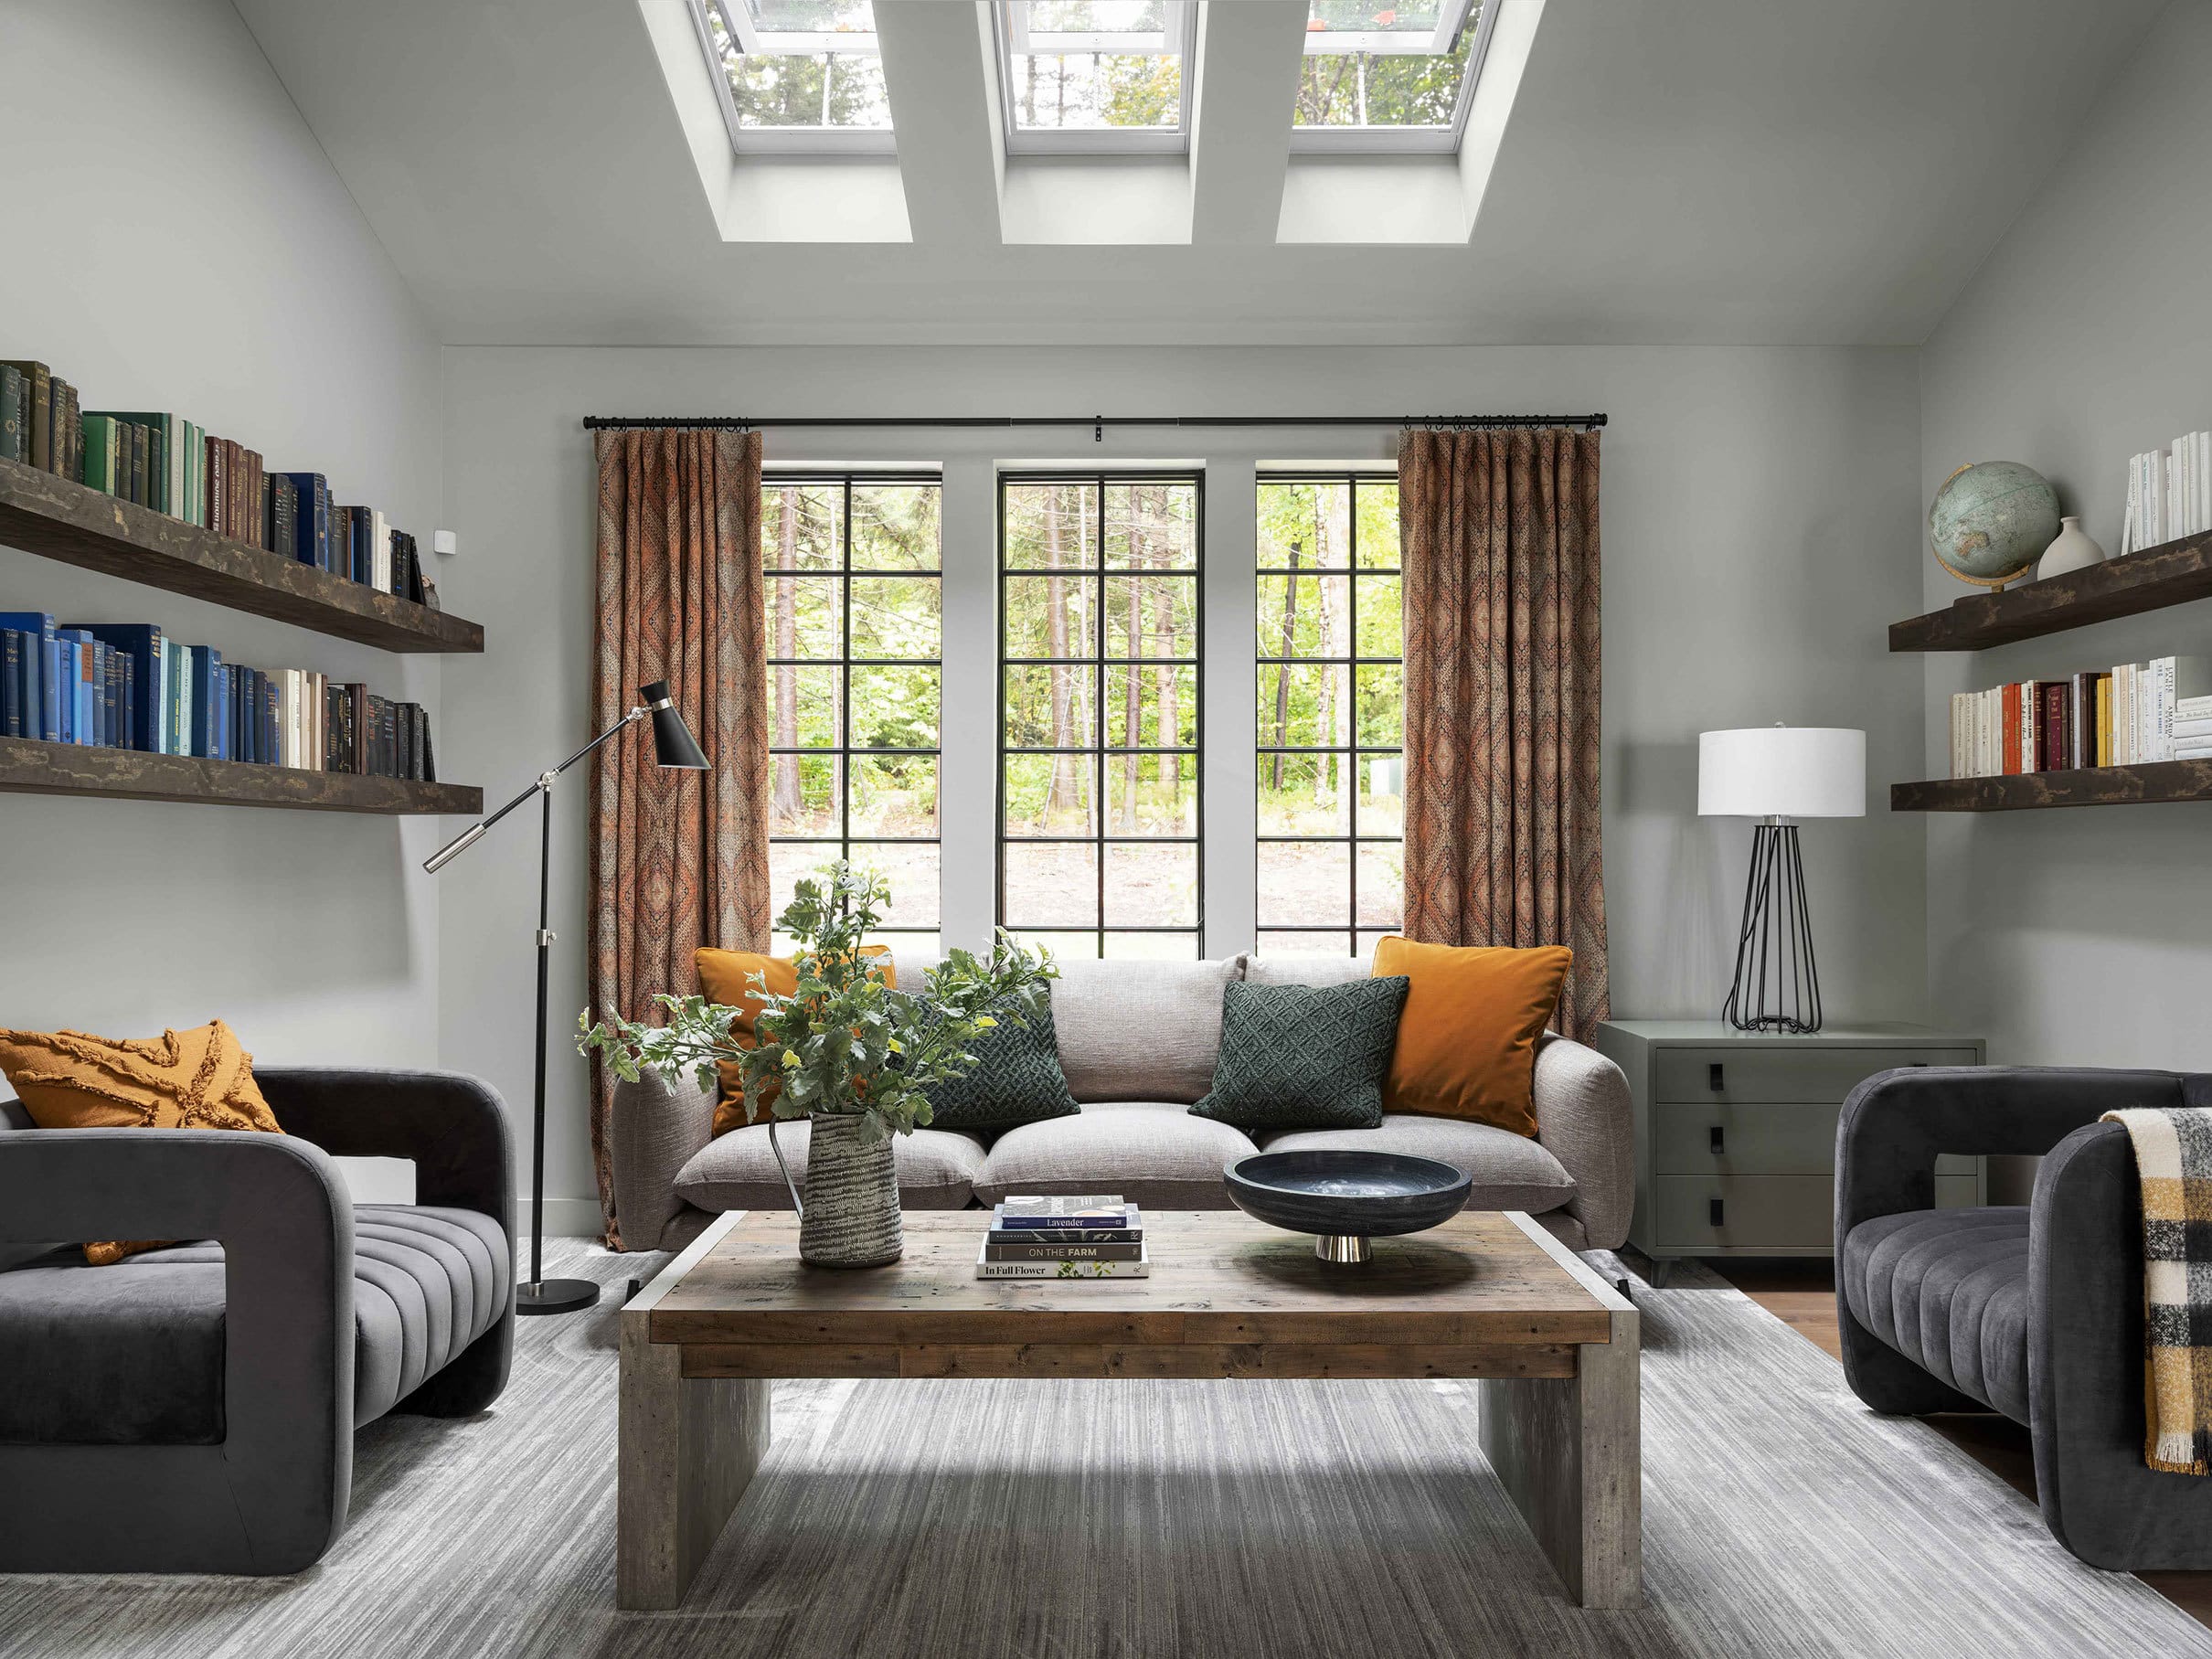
(2037, 516, 2105, 580)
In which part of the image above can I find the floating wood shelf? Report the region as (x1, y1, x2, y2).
(0, 457, 482, 654)
(0, 738, 481, 815)
(1888, 532, 2212, 653)
(1891, 760, 2212, 812)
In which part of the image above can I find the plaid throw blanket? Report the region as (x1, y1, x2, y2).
(2102, 1106, 2212, 1475)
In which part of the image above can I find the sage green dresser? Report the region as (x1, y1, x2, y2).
(1590, 1020, 1986, 1276)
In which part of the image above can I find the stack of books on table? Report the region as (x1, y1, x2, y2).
(976, 1195, 1148, 1280)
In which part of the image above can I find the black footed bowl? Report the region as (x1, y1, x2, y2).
(1224, 1150, 1473, 1264)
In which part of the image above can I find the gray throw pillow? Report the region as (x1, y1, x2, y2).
(1190, 976, 1410, 1132)
(919, 1000, 1079, 1132)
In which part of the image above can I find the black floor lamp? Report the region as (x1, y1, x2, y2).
(423, 680, 708, 1315)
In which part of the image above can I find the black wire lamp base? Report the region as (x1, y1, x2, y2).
(1721, 817, 1824, 1035)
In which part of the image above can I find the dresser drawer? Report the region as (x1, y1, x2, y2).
(1652, 1047, 1981, 1105)
(1654, 1101, 1979, 1177)
(1647, 1174, 1981, 1252)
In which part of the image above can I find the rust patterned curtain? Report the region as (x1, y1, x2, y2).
(588, 427, 771, 1245)
(1398, 426, 1609, 1039)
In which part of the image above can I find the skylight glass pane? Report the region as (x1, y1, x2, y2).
(1004, 2, 1187, 134)
(1295, 0, 1478, 133)
(704, 0, 891, 134)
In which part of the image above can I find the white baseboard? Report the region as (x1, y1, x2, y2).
(516, 1197, 606, 1239)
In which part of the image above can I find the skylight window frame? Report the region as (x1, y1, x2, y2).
(993, 2, 1199, 158)
(1289, 0, 1500, 156)
(686, 0, 899, 158)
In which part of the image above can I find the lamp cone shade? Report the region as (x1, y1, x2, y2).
(642, 680, 708, 770)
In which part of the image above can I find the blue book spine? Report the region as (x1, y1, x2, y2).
(121, 654, 135, 751)
(100, 646, 119, 748)
(80, 625, 163, 752)
(189, 647, 219, 758)
(1, 631, 22, 739)
(218, 660, 232, 760)
(279, 473, 328, 569)
(37, 639, 59, 742)
(53, 639, 74, 744)
(55, 632, 92, 746)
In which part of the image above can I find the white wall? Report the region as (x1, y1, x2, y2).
(1920, 0, 2212, 1136)
(441, 344, 1928, 1230)
(0, 5, 445, 1117)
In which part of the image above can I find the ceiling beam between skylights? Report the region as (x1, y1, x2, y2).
(1188, 1, 1308, 244)
(874, 1, 1005, 247)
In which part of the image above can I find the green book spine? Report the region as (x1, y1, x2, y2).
(80, 415, 120, 494)
(0, 366, 21, 464)
(128, 422, 148, 506)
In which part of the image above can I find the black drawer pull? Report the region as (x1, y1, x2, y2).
(1708, 1197, 1726, 1228)
(1708, 1062, 1725, 1091)
(1709, 1125, 1726, 1155)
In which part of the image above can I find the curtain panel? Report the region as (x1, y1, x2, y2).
(588, 427, 771, 1245)
(1398, 426, 1610, 1040)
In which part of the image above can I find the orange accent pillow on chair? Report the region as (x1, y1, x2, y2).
(694, 947, 895, 1138)
(1368, 938, 1571, 1138)
(0, 1019, 282, 1263)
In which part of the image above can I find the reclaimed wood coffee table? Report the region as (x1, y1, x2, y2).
(619, 1208, 1638, 1611)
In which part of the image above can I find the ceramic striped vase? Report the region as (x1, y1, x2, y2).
(798, 1113, 903, 1268)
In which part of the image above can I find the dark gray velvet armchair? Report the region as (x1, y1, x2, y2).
(0, 1069, 516, 1575)
(1834, 1065, 2212, 1569)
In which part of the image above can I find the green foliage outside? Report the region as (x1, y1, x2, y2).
(580, 861, 1054, 1142)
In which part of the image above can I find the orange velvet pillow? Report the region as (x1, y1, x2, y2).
(1368, 938, 1571, 1138)
(694, 946, 895, 1137)
(0, 1019, 282, 1263)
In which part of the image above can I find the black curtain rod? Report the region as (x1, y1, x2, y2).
(582, 412, 1606, 434)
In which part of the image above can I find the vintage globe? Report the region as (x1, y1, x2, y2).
(1928, 461, 2061, 587)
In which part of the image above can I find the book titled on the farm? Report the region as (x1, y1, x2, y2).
(994, 1195, 1131, 1230)
(976, 1242, 1150, 1280)
(984, 1239, 1146, 1262)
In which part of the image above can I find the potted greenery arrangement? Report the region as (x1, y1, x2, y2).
(580, 860, 1055, 1268)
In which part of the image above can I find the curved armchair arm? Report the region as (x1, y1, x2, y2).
(1834, 1066, 2182, 1238)
(256, 1068, 513, 1237)
(0, 1128, 354, 1571)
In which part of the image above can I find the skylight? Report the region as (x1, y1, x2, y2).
(1292, 0, 1496, 153)
(994, 2, 1197, 155)
(690, 0, 894, 154)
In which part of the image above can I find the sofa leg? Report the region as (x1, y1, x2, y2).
(396, 1314, 515, 1418)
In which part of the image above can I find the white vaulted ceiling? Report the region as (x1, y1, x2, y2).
(228, 0, 2164, 347)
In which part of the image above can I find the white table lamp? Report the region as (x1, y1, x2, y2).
(1698, 725, 1865, 1033)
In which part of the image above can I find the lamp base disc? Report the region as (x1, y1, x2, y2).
(516, 1278, 601, 1316)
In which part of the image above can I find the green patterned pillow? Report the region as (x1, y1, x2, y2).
(1191, 977, 1410, 1132)
(918, 999, 1079, 1132)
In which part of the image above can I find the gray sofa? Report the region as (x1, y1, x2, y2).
(611, 953, 1633, 1254)
(1835, 1064, 2212, 1569)
(0, 1069, 515, 1575)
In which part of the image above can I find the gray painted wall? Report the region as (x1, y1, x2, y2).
(440, 345, 1927, 1229)
(0, 3, 445, 1122)
(1920, 0, 2212, 1146)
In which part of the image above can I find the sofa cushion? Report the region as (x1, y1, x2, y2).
(1369, 938, 1571, 1138)
(1192, 977, 1409, 1133)
(694, 947, 894, 1137)
(1049, 959, 1240, 1104)
(1240, 953, 1372, 988)
(976, 1101, 1259, 1209)
(0, 1203, 510, 1442)
(675, 1118, 986, 1212)
(1257, 1116, 1577, 1216)
(1840, 1206, 2031, 1422)
(919, 998, 1079, 1132)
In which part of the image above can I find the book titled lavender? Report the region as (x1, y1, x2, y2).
(993, 1195, 1133, 1231)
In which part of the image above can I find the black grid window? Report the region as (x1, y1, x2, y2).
(997, 473, 1203, 960)
(764, 473, 941, 952)
(1255, 473, 1403, 957)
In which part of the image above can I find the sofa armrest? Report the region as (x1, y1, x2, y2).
(1835, 1066, 2181, 1239)
(610, 1068, 717, 1251)
(0, 1128, 354, 1570)
(1532, 1035, 1633, 1250)
(256, 1068, 513, 1239)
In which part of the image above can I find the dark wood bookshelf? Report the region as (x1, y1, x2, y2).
(1888, 532, 2212, 653)
(0, 457, 483, 654)
(0, 738, 481, 815)
(1891, 760, 2212, 812)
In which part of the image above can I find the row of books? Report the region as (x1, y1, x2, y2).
(1948, 655, 2209, 777)
(974, 1194, 1148, 1280)
(2, 359, 435, 605)
(2120, 431, 2212, 553)
(0, 611, 435, 780)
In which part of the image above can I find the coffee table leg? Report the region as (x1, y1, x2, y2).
(1477, 1220, 1642, 1610)
(618, 1217, 771, 1611)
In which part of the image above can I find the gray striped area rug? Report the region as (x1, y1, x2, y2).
(0, 1244, 2203, 1659)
